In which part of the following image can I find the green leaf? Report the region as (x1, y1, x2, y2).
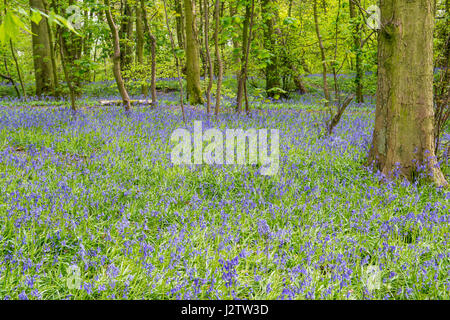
(30, 10, 42, 25)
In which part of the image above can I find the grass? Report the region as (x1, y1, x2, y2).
(0, 84, 448, 300)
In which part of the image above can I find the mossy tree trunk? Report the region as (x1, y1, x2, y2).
(29, 0, 55, 96)
(368, 0, 448, 187)
(136, 3, 148, 96)
(174, 0, 185, 50)
(184, 0, 204, 105)
(119, 1, 134, 72)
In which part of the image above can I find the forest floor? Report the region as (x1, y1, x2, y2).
(0, 91, 448, 300)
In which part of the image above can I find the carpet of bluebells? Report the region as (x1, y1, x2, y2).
(0, 90, 448, 300)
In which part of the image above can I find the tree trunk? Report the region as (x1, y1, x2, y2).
(262, 0, 280, 98)
(163, 0, 186, 122)
(236, 2, 251, 113)
(58, 28, 77, 112)
(184, 0, 204, 104)
(229, 2, 241, 85)
(174, 0, 185, 50)
(9, 40, 27, 99)
(214, 0, 223, 116)
(119, 1, 134, 72)
(136, 3, 148, 96)
(105, 0, 131, 112)
(1, 60, 21, 98)
(313, 0, 330, 107)
(140, 0, 157, 108)
(29, 0, 55, 96)
(59, 0, 83, 96)
(368, 0, 447, 187)
(203, 0, 213, 115)
(349, 0, 364, 103)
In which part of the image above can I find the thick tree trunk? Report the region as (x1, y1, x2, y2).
(119, 1, 134, 71)
(29, 0, 55, 96)
(184, 0, 204, 104)
(368, 0, 447, 187)
(105, 0, 131, 112)
(174, 0, 185, 50)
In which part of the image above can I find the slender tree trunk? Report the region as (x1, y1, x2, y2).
(9, 40, 27, 99)
(204, 0, 213, 115)
(262, 0, 280, 98)
(1, 60, 21, 98)
(313, 0, 330, 108)
(214, 0, 223, 116)
(105, 0, 131, 112)
(184, 0, 204, 104)
(58, 28, 76, 112)
(229, 2, 240, 86)
(140, 0, 157, 108)
(349, 0, 364, 103)
(163, 0, 186, 122)
(136, 3, 148, 96)
(332, 0, 341, 105)
(236, 2, 252, 113)
(29, 0, 55, 96)
(368, 0, 447, 187)
(243, 0, 255, 114)
(198, 0, 207, 79)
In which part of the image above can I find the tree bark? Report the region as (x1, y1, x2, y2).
(349, 0, 364, 103)
(184, 0, 204, 105)
(214, 0, 223, 116)
(313, 0, 330, 108)
(236, 1, 252, 113)
(163, 0, 186, 122)
(368, 0, 447, 187)
(58, 28, 77, 112)
(136, 3, 148, 96)
(262, 0, 280, 98)
(29, 0, 55, 96)
(105, 0, 131, 112)
(140, 0, 157, 108)
(204, 0, 213, 115)
(119, 1, 134, 71)
(174, 0, 185, 50)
